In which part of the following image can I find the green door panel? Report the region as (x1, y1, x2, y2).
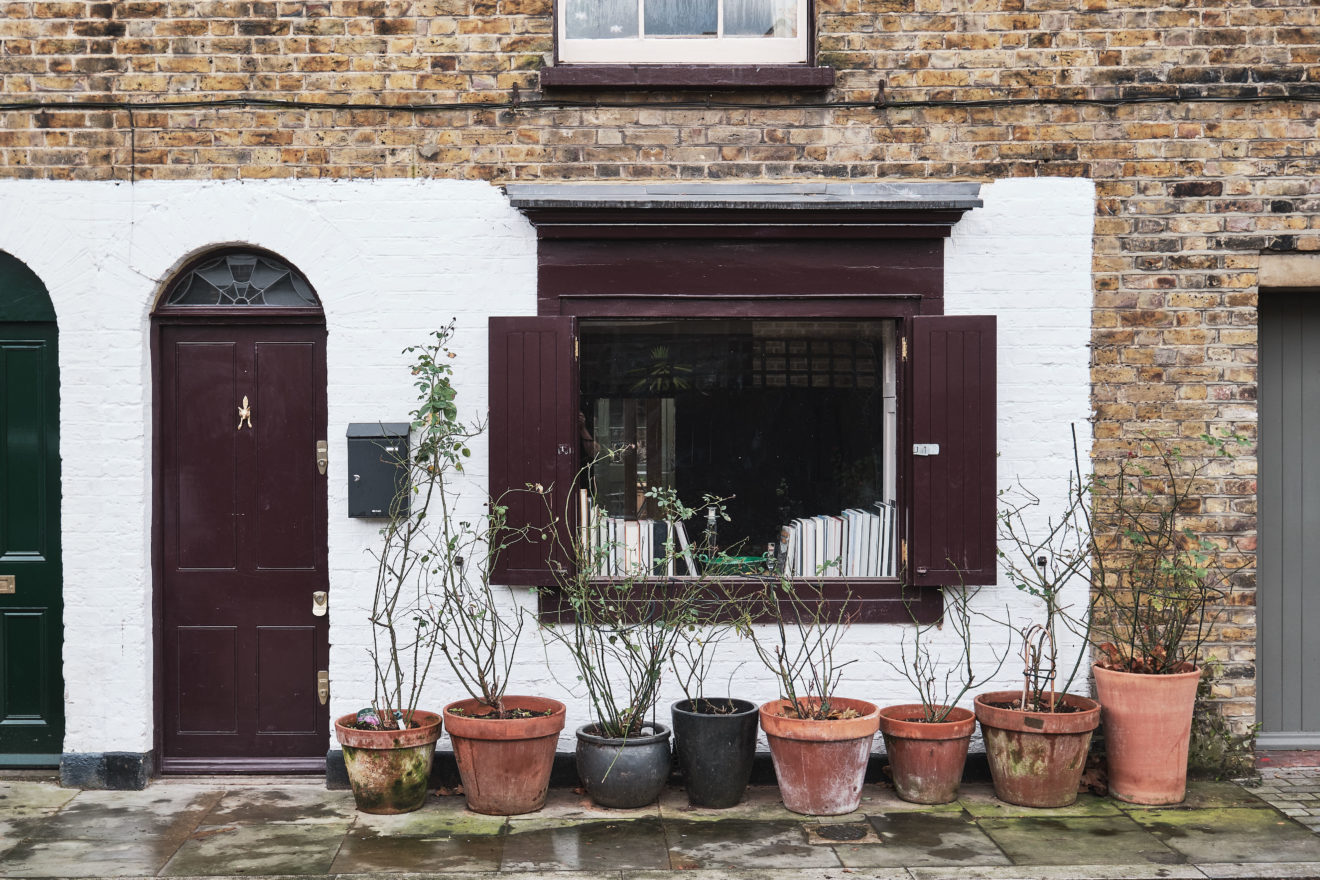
(0, 323, 63, 760)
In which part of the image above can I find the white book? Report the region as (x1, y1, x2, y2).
(623, 520, 641, 575)
(813, 515, 828, 577)
(783, 522, 798, 577)
(827, 515, 844, 577)
(800, 517, 816, 577)
(674, 520, 698, 576)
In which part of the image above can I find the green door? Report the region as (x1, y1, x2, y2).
(0, 252, 62, 764)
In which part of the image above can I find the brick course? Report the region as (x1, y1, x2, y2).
(3, 0, 1319, 737)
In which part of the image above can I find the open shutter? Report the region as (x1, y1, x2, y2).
(489, 316, 578, 585)
(909, 314, 996, 587)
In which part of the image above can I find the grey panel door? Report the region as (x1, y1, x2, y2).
(1259, 290, 1320, 748)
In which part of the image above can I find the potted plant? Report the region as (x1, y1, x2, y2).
(981, 453, 1101, 808)
(748, 579, 878, 816)
(427, 453, 565, 814)
(1086, 431, 1242, 805)
(668, 562, 765, 809)
(335, 325, 464, 814)
(877, 582, 1005, 804)
(540, 486, 719, 809)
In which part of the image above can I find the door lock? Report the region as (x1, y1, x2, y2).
(312, 591, 328, 617)
(0, 575, 13, 594)
(316, 440, 329, 475)
(317, 670, 330, 705)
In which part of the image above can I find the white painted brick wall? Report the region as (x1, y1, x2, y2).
(0, 177, 1093, 758)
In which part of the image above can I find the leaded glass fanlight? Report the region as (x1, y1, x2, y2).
(164, 253, 317, 307)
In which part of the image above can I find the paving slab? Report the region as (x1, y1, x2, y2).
(30, 787, 223, 846)
(160, 821, 351, 876)
(907, 866, 1205, 880)
(349, 803, 507, 837)
(977, 814, 1184, 866)
(0, 780, 78, 817)
(663, 818, 841, 870)
(657, 785, 802, 821)
(1127, 806, 1320, 864)
(0, 836, 179, 878)
(1107, 780, 1272, 811)
(831, 811, 1010, 868)
(629, 870, 909, 880)
(501, 816, 671, 871)
(528, 787, 662, 821)
(330, 828, 505, 873)
(957, 788, 1123, 819)
(202, 787, 358, 825)
(1197, 863, 1320, 878)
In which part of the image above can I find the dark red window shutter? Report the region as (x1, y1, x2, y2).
(909, 315, 996, 587)
(489, 316, 578, 586)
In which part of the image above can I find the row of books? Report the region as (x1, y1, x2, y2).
(578, 490, 699, 577)
(778, 502, 897, 578)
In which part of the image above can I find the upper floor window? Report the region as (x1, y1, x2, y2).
(558, 0, 808, 64)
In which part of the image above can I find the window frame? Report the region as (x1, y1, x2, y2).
(556, 0, 809, 65)
(496, 184, 989, 624)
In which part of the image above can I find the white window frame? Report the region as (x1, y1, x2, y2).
(557, 0, 809, 64)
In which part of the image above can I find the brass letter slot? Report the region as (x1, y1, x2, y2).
(317, 670, 329, 705)
(0, 575, 13, 595)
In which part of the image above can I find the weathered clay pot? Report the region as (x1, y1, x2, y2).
(1093, 664, 1201, 805)
(759, 697, 879, 816)
(335, 710, 443, 814)
(877, 704, 975, 805)
(444, 696, 567, 815)
(575, 722, 672, 809)
(671, 698, 759, 808)
(974, 691, 1100, 808)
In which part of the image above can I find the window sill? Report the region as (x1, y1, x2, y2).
(539, 64, 836, 90)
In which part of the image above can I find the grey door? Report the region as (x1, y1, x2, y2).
(1259, 289, 1320, 748)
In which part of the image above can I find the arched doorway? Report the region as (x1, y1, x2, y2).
(0, 251, 63, 766)
(152, 249, 329, 772)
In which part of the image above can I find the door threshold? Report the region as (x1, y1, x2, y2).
(160, 757, 325, 775)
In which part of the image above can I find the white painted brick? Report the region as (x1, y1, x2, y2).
(0, 177, 1093, 756)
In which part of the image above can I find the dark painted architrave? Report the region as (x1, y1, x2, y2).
(908, 315, 997, 588)
(0, 253, 56, 322)
(488, 316, 579, 587)
(502, 183, 984, 622)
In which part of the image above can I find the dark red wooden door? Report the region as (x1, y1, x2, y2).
(158, 323, 328, 770)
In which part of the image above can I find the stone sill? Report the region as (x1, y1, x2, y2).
(539, 64, 836, 90)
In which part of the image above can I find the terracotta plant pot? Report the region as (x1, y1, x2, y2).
(334, 710, 443, 814)
(1093, 664, 1201, 805)
(877, 704, 976, 805)
(759, 697, 880, 816)
(444, 696, 567, 815)
(974, 691, 1101, 808)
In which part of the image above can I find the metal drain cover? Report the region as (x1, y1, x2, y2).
(814, 823, 869, 841)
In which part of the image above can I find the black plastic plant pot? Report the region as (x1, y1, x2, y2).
(671, 698, 759, 808)
(575, 722, 672, 809)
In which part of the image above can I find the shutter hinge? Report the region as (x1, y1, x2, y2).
(901, 538, 907, 567)
(574, 336, 579, 360)
(901, 337, 908, 362)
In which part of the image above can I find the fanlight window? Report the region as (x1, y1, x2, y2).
(164, 253, 317, 308)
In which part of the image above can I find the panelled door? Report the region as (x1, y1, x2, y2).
(1259, 290, 1320, 748)
(0, 321, 63, 763)
(157, 321, 328, 769)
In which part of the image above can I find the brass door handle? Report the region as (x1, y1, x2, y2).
(0, 575, 14, 594)
(316, 441, 328, 475)
(317, 670, 329, 705)
(312, 591, 328, 617)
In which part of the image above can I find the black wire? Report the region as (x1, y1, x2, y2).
(1, 90, 1319, 115)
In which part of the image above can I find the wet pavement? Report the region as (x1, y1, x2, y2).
(0, 772, 1317, 879)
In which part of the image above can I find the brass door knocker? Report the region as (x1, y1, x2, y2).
(237, 395, 253, 430)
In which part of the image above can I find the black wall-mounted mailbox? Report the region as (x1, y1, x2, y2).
(346, 423, 411, 518)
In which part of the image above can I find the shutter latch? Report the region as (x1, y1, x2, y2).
(913, 443, 940, 456)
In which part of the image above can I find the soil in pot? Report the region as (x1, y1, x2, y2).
(335, 710, 443, 814)
(877, 704, 975, 805)
(1093, 664, 1201, 805)
(575, 722, 672, 809)
(671, 698, 758, 808)
(759, 697, 879, 816)
(445, 696, 567, 816)
(974, 691, 1100, 808)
